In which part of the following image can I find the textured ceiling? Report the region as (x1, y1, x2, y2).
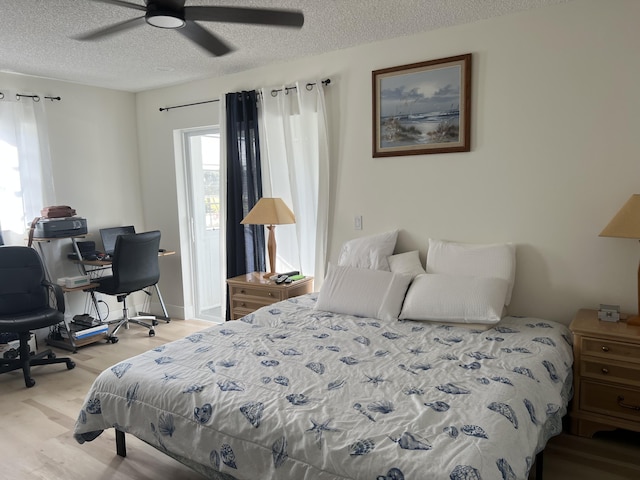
(0, 0, 568, 92)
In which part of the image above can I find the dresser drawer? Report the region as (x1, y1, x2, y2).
(229, 285, 284, 302)
(582, 337, 640, 364)
(581, 357, 640, 387)
(580, 380, 640, 423)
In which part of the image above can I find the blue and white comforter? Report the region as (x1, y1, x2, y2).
(74, 294, 573, 480)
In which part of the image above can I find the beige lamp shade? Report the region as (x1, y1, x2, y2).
(600, 194, 640, 239)
(240, 198, 295, 277)
(240, 197, 295, 226)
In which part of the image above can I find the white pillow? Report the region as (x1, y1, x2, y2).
(399, 274, 509, 324)
(316, 264, 411, 321)
(426, 238, 516, 305)
(337, 230, 398, 271)
(388, 250, 426, 279)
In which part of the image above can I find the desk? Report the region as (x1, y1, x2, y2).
(32, 235, 102, 321)
(79, 250, 175, 322)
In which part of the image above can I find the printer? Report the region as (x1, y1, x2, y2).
(33, 217, 88, 238)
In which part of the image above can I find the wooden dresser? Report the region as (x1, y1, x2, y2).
(570, 308, 640, 437)
(227, 272, 314, 320)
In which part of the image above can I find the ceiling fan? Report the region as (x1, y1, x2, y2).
(76, 0, 304, 56)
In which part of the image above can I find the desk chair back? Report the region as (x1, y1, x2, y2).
(110, 231, 161, 294)
(0, 246, 50, 317)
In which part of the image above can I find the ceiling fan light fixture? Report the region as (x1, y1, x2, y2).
(78, 0, 305, 58)
(146, 10, 186, 29)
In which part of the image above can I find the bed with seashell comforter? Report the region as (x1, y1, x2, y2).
(74, 293, 573, 480)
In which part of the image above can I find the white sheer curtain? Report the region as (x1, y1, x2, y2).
(0, 93, 55, 245)
(258, 81, 330, 283)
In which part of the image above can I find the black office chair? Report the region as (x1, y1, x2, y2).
(0, 246, 75, 388)
(96, 230, 161, 342)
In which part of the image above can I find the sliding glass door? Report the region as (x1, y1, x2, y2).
(183, 127, 222, 322)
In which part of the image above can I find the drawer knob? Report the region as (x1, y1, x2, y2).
(601, 346, 610, 352)
(240, 289, 246, 294)
(617, 396, 640, 411)
(268, 292, 273, 297)
(601, 368, 609, 374)
(240, 302, 246, 307)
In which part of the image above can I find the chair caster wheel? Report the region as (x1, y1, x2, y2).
(48, 352, 57, 359)
(149, 330, 155, 337)
(108, 336, 119, 344)
(67, 360, 76, 370)
(152, 320, 159, 326)
(25, 378, 36, 388)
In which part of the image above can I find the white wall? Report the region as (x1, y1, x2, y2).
(136, 0, 640, 325)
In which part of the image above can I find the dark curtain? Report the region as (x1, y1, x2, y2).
(225, 90, 265, 319)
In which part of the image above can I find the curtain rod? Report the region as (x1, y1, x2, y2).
(0, 92, 61, 102)
(159, 98, 218, 112)
(268, 78, 331, 97)
(159, 78, 331, 112)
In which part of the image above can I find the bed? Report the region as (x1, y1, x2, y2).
(74, 293, 573, 480)
(74, 235, 574, 480)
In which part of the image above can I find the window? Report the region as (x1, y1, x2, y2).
(0, 98, 54, 245)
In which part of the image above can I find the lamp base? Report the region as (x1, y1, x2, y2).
(626, 315, 640, 326)
(266, 225, 277, 280)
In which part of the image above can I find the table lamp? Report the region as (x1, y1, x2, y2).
(241, 197, 295, 277)
(600, 194, 640, 326)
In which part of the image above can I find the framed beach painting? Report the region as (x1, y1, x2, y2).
(372, 53, 471, 157)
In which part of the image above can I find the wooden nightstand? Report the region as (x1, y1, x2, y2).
(226, 272, 314, 320)
(570, 308, 640, 437)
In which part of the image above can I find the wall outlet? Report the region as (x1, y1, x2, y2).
(354, 215, 362, 230)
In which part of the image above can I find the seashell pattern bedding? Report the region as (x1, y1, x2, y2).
(74, 293, 573, 480)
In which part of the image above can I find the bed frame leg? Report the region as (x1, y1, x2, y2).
(535, 451, 544, 480)
(116, 429, 127, 457)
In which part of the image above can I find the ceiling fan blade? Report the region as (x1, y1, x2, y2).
(74, 16, 146, 41)
(150, 0, 186, 8)
(184, 6, 304, 28)
(88, 0, 146, 11)
(178, 21, 233, 56)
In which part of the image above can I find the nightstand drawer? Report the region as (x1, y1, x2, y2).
(229, 285, 283, 302)
(231, 307, 257, 320)
(582, 337, 640, 364)
(581, 358, 640, 387)
(581, 380, 640, 422)
(231, 296, 276, 312)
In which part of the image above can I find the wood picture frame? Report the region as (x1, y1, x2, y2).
(372, 53, 471, 157)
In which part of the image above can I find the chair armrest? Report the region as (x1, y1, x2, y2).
(43, 280, 66, 314)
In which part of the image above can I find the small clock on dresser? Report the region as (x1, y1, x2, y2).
(569, 308, 640, 437)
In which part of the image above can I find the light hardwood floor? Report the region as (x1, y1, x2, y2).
(1, 320, 639, 480)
